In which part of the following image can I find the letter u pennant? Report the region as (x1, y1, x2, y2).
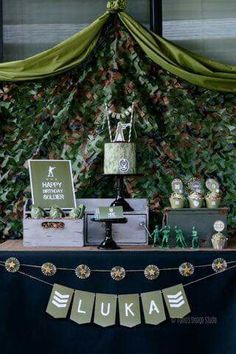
(94, 293, 117, 327)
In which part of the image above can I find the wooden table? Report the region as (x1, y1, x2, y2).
(0, 239, 236, 251)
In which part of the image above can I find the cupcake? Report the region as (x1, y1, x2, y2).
(169, 193, 185, 209)
(188, 192, 203, 209)
(205, 192, 221, 208)
(211, 232, 227, 250)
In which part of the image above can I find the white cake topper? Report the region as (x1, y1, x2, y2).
(105, 103, 135, 143)
(114, 122, 131, 142)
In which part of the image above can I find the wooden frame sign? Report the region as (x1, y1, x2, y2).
(29, 160, 76, 209)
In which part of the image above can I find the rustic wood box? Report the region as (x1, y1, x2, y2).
(23, 200, 84, 247)
(163, 207, 228, 248)
(79, 198, 149, 246)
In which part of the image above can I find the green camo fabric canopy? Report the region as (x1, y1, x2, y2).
(1, 9, 236, 92)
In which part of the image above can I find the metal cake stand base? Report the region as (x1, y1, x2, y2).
(91, 218, 127, 250)
(104, 174, 143, 212)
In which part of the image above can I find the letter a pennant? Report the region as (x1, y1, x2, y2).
(141, 291, 166, 325)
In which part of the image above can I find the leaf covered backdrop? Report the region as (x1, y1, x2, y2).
(0, 18, 235, 238)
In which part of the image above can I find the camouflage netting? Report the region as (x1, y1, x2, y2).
(0, 19, 235, 238)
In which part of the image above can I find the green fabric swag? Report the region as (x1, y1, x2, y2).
(0, 12, 109, 81)
(119, 12, 236, 92)
(0, 9, 236, 92)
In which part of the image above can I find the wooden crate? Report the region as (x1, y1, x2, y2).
(23, 200, 84, 247)
(79, 198, 149, 246)
(23, 198, 148, 247)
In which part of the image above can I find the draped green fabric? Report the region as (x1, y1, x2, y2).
(0, 8, 236, 92)
(119, 12, 236, 92)
(0, 12, 109, 81)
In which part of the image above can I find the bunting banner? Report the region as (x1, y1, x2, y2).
(94, 293, 117, 327)
(162, 284, 191, 319)
(1, 256, 234, 328)
(141, 290, 166, 325)
(118, 294, 141, 328)
(46, 284, 74, 319)
(70, 290, 95, 325)
(46, 283, 190, 327)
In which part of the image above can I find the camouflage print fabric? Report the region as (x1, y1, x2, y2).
(0, 19, 235, 239)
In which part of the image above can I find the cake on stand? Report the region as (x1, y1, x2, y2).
(94, 102, 142, 249)
(103, 102, 141, 212)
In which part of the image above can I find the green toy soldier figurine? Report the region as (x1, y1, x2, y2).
(191, 226, 199, 248)
(151, 225, 162, 247)
(175, 226, 187, 248)
(161, 225, 171, 248)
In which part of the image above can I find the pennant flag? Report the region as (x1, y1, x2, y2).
(94, 293, 117, 327)
(141, 291, 166, 325)
(45, 283, 192, 325)
(46, 283, 74, 319)
(118, 294, 141, 328)
(70, 290, 95, 325)
(162, 284, 191, 319)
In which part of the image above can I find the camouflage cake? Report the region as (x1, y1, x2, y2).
(104, 142, 136, 174)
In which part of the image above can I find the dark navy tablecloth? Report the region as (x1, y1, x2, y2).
(0, 250, 235, 354)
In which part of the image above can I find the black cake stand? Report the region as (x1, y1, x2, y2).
(103, 174, 143, 212)
(91, 217, 127, 250)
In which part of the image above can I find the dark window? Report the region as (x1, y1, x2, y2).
(163, 0, 236, 64)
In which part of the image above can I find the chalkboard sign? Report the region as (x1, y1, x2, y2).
(94, 206, 124, 220)
(29, 160, 76, 209)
